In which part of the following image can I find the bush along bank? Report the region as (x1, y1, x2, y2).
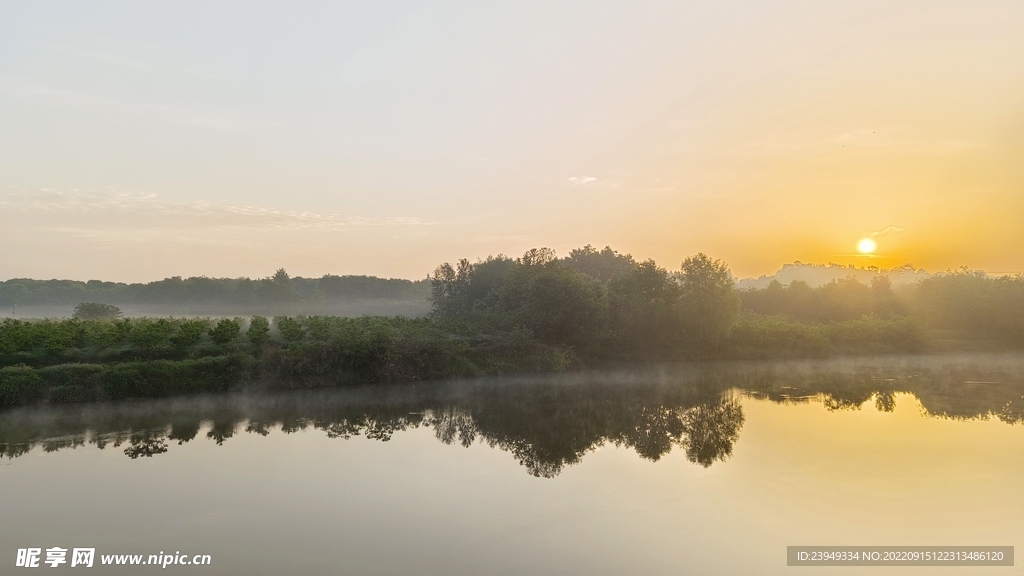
(0, 315, 574, 408)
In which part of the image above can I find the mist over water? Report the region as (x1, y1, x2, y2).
(1, 300, 431, 321)
(4, 353, 1023, 471)
(2, 354, 1021, 575)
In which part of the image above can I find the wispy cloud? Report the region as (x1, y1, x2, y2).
(0, 189, 428, 231)
(870, 226, 905, 237)
(567, 176, 597, 185)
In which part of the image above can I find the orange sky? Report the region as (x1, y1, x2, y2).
(1, 1, 1021, 281)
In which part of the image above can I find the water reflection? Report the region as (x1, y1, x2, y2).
(2, 354, 1022, 477)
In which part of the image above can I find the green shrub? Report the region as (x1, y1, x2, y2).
(0, 319, 34, 355)
(827, 315, 924, 353)
(0, 378, 15, 407)
(0, 365, 45, 407)
(43, 319, 82, 354)
(170, 318, 210, 348)
(49, 385, 90, 404)
(247, 316, 270, 345)
(275, 316, 305, 342)
(727, 314, 832, 358)
(102, 357, 237, 399)
(209, 318, 241, 345)
(102, 364, 144, 399)
(38, 363, 105, 390)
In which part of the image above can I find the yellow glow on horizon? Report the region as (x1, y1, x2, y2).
(857, 238, 877, 254)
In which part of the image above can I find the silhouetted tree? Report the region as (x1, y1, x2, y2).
(608, 260, 681, 354)
(677, 254, 740, 351)
(429, 259, 474, 320)
(494, 251, 608, 349)
(72, 302, 123, 320)
(564, 245, 638, 283)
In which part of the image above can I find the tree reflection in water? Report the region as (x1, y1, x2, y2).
(124, 430, 168, 459)
(1, 354, 1022, 477)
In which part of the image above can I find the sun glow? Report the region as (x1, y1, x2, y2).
(857, 238, 877, 254)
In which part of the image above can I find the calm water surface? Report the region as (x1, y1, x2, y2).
(2, 354, 1023, 575)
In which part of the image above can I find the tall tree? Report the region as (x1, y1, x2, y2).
(677, 254, 740, 352)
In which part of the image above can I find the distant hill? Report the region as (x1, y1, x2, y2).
(736, 262, 933, 290)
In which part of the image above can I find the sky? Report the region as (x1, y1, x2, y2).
(1, 1, 1022, 282)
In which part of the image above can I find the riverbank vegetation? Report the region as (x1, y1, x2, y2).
(1, 245, 1021, 408)
(2, 355, 1021, 474)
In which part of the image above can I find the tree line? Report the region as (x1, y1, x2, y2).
(738, 269, 1024, 348)
(429, 245, 741, 357)
(0, 270, 429, 309)
(426, 245, 1022, 358)
(0, 245, 1021, 409)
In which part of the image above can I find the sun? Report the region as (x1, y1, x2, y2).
(857, 238, 877, 254)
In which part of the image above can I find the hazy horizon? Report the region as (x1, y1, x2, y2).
(0, 253, 988, 286)
(3, 1, 1022, 283)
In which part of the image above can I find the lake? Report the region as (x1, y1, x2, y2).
(2, 353, 1022, 575)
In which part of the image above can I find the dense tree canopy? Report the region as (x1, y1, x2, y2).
(0, 272, 430, 313)
(429, 247, 744, 357)
(1, 244, 1021, 413)
(563, 245, 637, 283)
